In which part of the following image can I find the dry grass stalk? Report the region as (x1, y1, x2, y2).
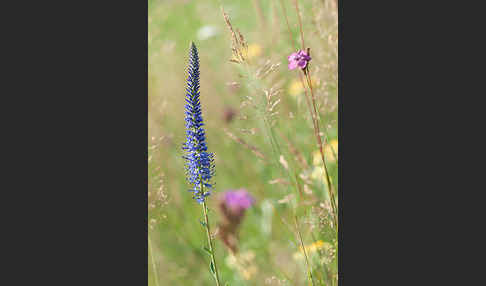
(222, 7, 248, 64)
(268, 178, 290, 185)
(278, 131, 309, 170)
(224, 128, 267, 161)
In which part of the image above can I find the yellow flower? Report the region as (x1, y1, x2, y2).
(287, 77, 319, 97)
(246, 44, 262, 60)
(288, 79, 305, 97)
(312, 150, 322, 166)
(293, 240, 332, 260)
(313, 140, 338, 166)
(325, 139, 338, 163)
(241, 265, 258, 280)
(311, 166, 333, 185)
(307, 240, 324, 252)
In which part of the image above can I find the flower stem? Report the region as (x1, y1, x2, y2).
(294, 215, 316, 286)
(292, 0, 305, 50)
(202, 196, 222, 286)
(302, 69, 338, 232)
(148, 235, 160, 286)
(278, 0, 297, 51)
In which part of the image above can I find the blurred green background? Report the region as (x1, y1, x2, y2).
(149, 0, 338, 285)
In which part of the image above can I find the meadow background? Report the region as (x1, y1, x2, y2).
(148, 0, 338, 285)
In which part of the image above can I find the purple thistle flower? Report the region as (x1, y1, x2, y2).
(288, 50, 311, 70)
(218, 189, 254, 253)
(182, 42, 215, 203)
(223, 189, 254, 213)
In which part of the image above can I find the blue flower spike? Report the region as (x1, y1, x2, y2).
(182, 42, 215, 203)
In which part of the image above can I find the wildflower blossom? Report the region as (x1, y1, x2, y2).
(311, 140, 338, 185)
(218, 189, 254, 253)
(313, 139, 338, 165)
(245, 43, 262, 60)
(182, 42, 215, 203)
(288, 77, 319, 97)
(224, 189, 254, 213)
(311, 165, 334, 185)
(287, 50, 311, 70)
(293, 240, 333, 260)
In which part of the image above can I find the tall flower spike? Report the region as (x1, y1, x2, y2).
(182, 42, 215, 203)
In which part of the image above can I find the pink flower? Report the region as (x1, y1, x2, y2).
(288, 50, 311, 70)
(217, 189, 254, 253)
(224, 189, 254, 212)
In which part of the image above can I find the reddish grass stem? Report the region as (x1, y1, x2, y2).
(252, 0, 266, 30)
(303, 68, 338, 231)
(278, 0, 297, 51)
(292, 0, 305, 50)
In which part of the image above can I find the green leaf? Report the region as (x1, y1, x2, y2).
(200, 220, 207, 227)
(209, 261, 215, 274)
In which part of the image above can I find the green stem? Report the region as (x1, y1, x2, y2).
(202, 196, 222, 286)
(148, 235, 160, 286)
(294, 215, 316, 286)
